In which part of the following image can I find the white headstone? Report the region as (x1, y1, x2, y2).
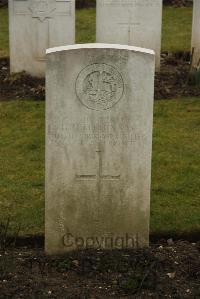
(9, 0, 75, 77)
(96, 0, 162, 71)
(45, 44, 155, 254)
(191, 0, 200, 67)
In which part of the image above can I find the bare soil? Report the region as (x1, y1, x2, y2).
(0, 58, 45, 101)
(155, 52, 200, 99)
(0, 240, 199, 299)
(164, 0, 193, 7)
(0, 54, 200, 102)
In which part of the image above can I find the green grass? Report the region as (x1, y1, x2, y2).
(76, 8, 96, 43)
(0, 101, 45, 234)
(0, 7, 9, 56)
(151, 98, 200, 233)
(162, 7, 192, 52)
(0, 98, 199, 235)
(0, 6, 193, 57)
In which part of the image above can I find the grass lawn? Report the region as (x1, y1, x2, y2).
(0, 6, 193, 57)
(0, 7, 9, 57)
(0, 98, 199, 235)
(162, 6, 193, 52)
(76, 8, 96, 44)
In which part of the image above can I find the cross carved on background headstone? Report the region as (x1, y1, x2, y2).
(118, 12, 140, 44)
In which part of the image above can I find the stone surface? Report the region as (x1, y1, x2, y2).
(96, 0, 162, 71)
(45, 44, 155, 254)
(191, 0, 200, 67)
(9, 0, 75, 77)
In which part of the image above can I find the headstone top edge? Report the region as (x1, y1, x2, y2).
(46, 43, 155, 56)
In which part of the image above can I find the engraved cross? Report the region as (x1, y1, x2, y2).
(118, 12, 140, 44)
(76, 148, 120, 200)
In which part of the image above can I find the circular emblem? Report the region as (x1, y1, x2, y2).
(76, 64, 124, 111)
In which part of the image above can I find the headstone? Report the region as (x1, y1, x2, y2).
(9, 0, 75, 77)
(45, 44, 155, 254)
(96, 0, 162, 71)
(191, 0, 200, 67)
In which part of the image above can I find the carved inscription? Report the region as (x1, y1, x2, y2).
(55, 0, 72, 16)
(99, 0, 161, 7)
(76, 64, 124, 111)
(14, 0, 29, 15)
(48, 116, 147, 146)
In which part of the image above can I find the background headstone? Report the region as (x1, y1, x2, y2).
(45, 44, 155, 254)
(191, 0, 200, 67)
(9, 0, 75, 77)
(96, 0, 162, 71)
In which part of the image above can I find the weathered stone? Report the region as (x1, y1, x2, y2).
(191, 0, 200, 67)
(45, 44, 155, 254)
(96, 0, 162, 71)
(9, 0, 75, 77)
